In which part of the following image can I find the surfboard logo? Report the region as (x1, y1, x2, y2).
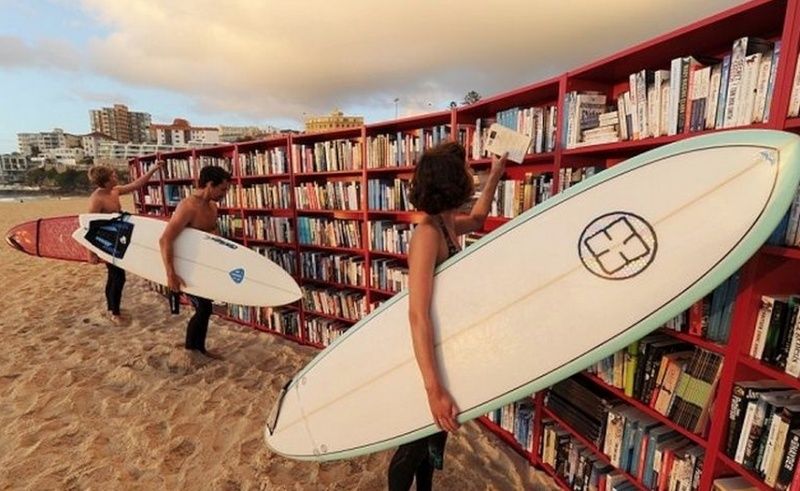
(578, 212, 657, 280)
(205, 235, 238, 250)
(229, 268, 245, 284)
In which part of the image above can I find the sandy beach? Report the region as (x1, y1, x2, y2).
(0, 197, 557, 490)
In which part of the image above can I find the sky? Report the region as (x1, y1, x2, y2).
(0, 0, 748, 154)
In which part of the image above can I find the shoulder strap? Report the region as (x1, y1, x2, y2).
(434, 215, 460, 257)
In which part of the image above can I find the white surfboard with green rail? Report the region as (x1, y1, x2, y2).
(265, 130, 800, 461)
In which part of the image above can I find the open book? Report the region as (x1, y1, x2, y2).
(484, 123, 533, 164)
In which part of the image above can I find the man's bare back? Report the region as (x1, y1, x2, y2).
(179, 195, 219, 233)
(88, 188, 122, 213)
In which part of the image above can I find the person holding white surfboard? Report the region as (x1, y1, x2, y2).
(87, 160, 163, 324)
(388, 142, 506, 491)
(159, 165, 231, 358)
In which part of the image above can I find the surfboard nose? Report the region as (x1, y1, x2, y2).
(288, 283, 302, 303)
(5, 222, 36, 255)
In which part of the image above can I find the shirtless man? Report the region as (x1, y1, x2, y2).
(87, 161, 163, 324)
(159, 165, 231, 358)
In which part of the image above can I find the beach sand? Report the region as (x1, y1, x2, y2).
(0, 197, 558, 490)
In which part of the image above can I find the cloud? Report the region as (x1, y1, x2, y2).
(0, 35, 81, 71)
(70, 88, 131, 105)
(76, 0, 747, 122)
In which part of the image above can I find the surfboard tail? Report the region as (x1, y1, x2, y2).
(266, 380, 292, 435)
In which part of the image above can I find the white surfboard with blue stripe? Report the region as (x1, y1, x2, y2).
(72, 213, 301, 307)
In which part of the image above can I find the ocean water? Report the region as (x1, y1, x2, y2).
(0, 193, 78, 203)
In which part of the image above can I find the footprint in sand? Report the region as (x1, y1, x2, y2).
(162, 438, 196, 473)
(237, 438, 262, 464)
(260, 457, 300, 486)
(143, 421, 167, 447)
(201, 364, 229, 383)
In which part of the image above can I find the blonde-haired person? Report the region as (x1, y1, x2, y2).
(87, 161, 162, 324)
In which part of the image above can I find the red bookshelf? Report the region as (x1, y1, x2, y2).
(129, 1, 800, 488)
(455, 76, 559, 228)
(538, 462, 573, 490)
(478, 415, 533, 461)
(582, 372, 708, 448)
(660, 328, 727, 355)
(290, 129, 368, 344)
(542, 406, 648, 490)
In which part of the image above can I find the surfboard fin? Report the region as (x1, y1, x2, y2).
(110, 212, 131, 222)
(266, 380, 291, 435)
(5, 234, 22, 251)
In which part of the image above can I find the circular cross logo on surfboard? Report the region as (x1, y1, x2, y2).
(578, 211, 657, 280)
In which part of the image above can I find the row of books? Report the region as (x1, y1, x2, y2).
(197, 155, 233, 174)
(658, 273, 739, 344)
(725, 382, 800, 489)
(542, 417, 705, 491)
(557, 166, 602, 193)
(485, 398, 535, 453)
(301, 252, 365, 288)
(292, 140, 363, 174)
(470, 105, 558, 159)
(238, 147, 288, 176)
(770, 189, 800, 247)
(641, 37, 777, 137)
(297, 217, 362, 249)
(366, 126, 451, 168)
(302, 287, 366, 322)
(603, 405, 705, 490)
(788, 49, 800, 118)
(367, 178, 414, 212)
(164, 184, 192, 206)
(563, 36, 782, 149)
(220, 303, 360, 349)
(485, 173, 553, 219)
(218, 186, 237, 209)
(371, 258, 408, 293)
(541, 421, 632, 491)
(588, 338, 723, 435)
(243, 216, 293, 244)
(141, 161, 163, 179)
(766, 190, 800, 250)
(749, 294, 800, 377)
(546, 376, 707, 490)
(164, 158, 192, 180)
(303, 316, 349, 347)
(294, 181, 361, 211)
(562, 92, 610, 149)
(238, 183, 292, 209)
(216, 215, 242, 239)
(253, 246, 297, 276)
(370, 221, 414, 255)
(225, 305, 300, 339)
(141, 186, 163, 205)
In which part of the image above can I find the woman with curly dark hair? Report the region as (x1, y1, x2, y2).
(388, 141, 506, 490)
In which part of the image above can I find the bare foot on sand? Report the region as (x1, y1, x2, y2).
(184, 348, 224, 361)
(201, 350, 224, 361)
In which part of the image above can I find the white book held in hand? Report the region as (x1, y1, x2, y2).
(484, 123, 533, 163)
